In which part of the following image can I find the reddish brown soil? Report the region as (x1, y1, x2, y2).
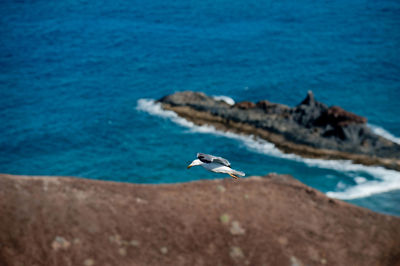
(1, 174, 399, 266)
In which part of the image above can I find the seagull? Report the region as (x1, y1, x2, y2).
(187, 153, 245, 179)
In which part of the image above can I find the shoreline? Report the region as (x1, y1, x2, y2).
(159, 91, 400, 171)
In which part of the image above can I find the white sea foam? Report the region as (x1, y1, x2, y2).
(327, 178, 400, 199)
(368, 123, 400, 144)
(136, 98, 400, 200)
(136, 98, 194, 128)
(212, 95, 235, 105)
(355, 177, 367, 184)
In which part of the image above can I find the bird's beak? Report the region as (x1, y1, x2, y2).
(187, 165, 193, 169)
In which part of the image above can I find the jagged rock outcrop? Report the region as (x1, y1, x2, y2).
(1, 174, 399, 266)
(233, 101, 256, 110)
(317, 106, 367, 127)
(159, 91, 400, 170)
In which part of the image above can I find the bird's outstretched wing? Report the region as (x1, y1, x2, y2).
(197, 153, 231, 167)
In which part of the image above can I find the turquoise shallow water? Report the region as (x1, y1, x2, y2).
(1, 0, 399, 216)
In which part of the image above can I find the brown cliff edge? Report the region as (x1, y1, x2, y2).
(1, 174, 399, 266)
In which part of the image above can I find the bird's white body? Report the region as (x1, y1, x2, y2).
(187, 157, 245, 179)
(201, 162, 235, 174)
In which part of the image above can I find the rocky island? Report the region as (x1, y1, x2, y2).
(1, 173, 399, 266)
(159, 91, 400, 171)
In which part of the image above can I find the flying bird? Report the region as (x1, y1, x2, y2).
(187, 153, 245, 179)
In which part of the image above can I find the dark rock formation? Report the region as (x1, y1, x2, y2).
(292, 90, 329, 127)
(233, 101, 256, 110)
(316, 106, 367, 127)
(159, 91, 400, 170)
(256, 100, 290, 115)
(1, 174, 399, 266)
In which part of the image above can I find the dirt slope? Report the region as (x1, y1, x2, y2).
(0, 174, 399, 266)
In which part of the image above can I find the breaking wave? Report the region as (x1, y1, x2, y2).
(368, 123, 400, 144)
(212, 95, 235, 105)
(137, 99, 400, 200)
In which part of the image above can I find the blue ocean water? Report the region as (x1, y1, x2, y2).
(1, 0, 400, 215)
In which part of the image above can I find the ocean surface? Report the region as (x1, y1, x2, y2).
(1, 0, 400, 216)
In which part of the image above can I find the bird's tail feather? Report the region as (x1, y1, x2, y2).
(232, 169, 245, 177)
